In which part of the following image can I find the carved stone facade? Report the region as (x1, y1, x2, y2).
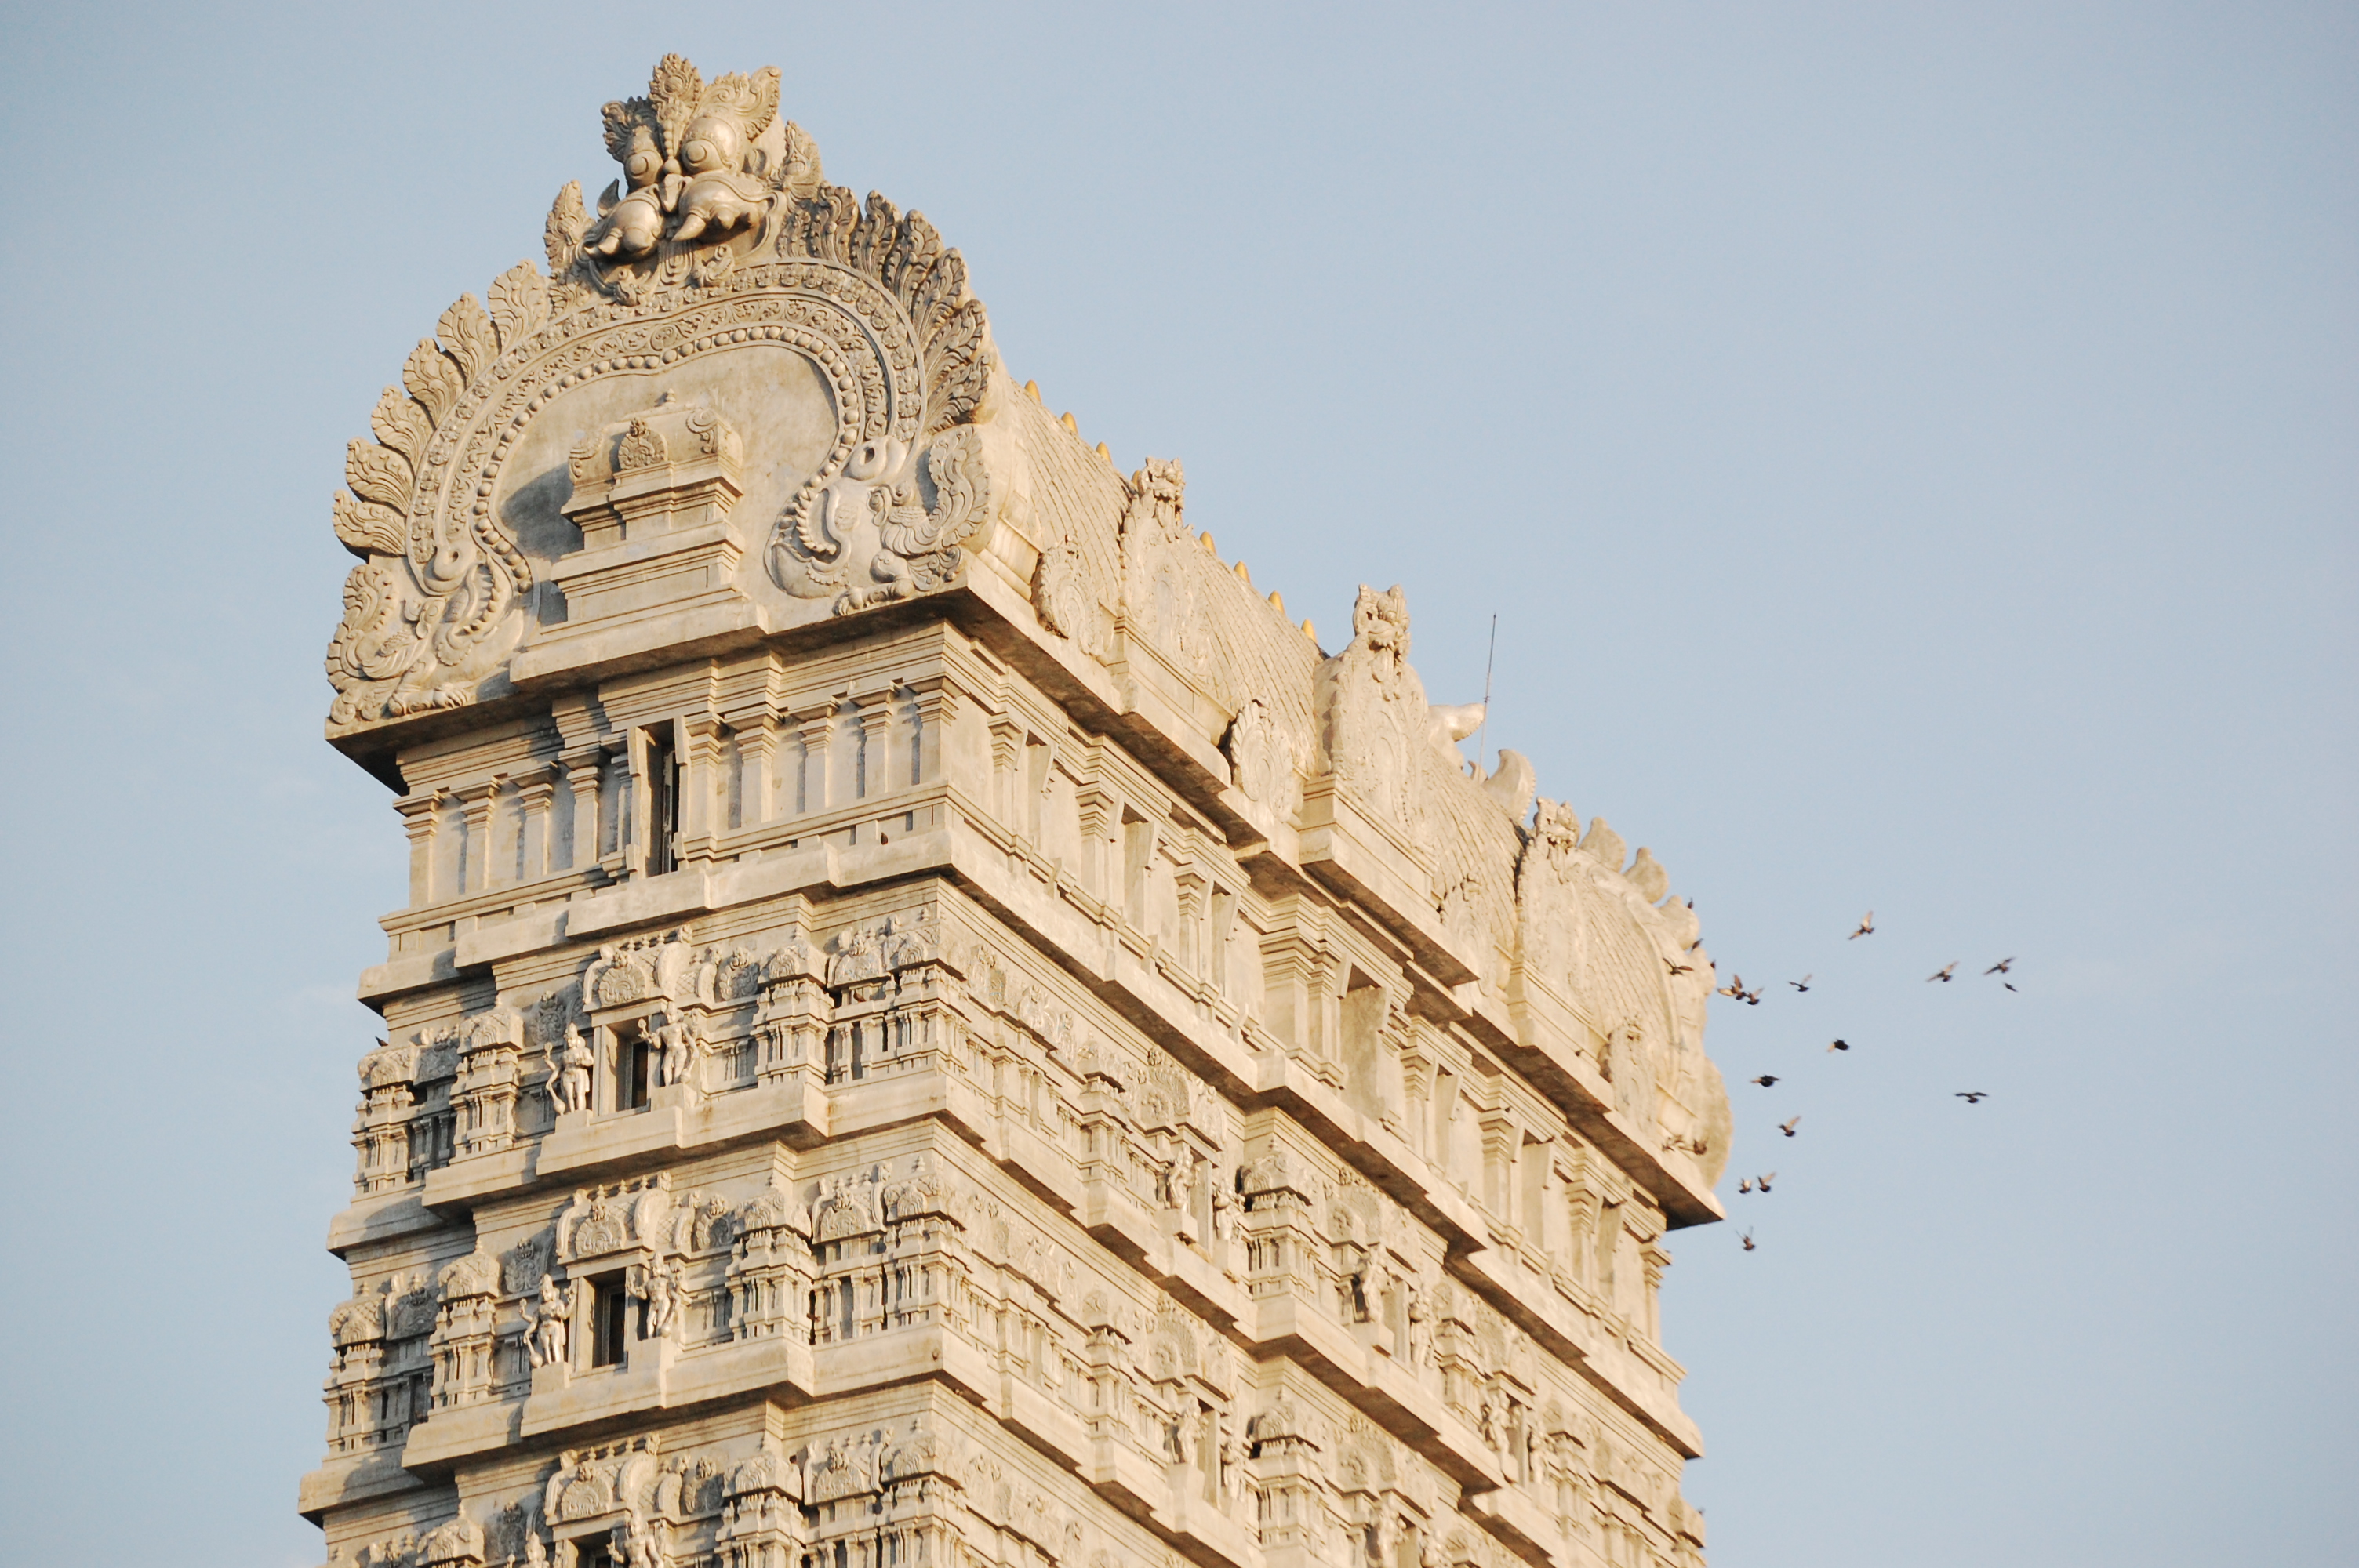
(307, 54, 1728, 1568)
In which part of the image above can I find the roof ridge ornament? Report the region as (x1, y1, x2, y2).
(323, 55, 1011, 736)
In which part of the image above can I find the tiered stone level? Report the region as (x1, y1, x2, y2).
(307, 54, 1733, 1568)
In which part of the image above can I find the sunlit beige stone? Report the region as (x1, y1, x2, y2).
(307, 53, 1729, 1568)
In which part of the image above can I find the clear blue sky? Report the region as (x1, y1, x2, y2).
(0, 5, 2350, 1564)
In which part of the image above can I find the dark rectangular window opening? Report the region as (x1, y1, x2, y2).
(614, 1022, 651, 1112)
(646, 725, 679, 876)
(575, 1541, 615, 1568)
(591, 1272, 630, 1367)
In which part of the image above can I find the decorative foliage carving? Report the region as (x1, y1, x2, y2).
(1116, 459, 1212, 674)
(1033, 538, 1099, 652)
(1225, 696, 1301, 813)
(1315, 585, 1432, 842)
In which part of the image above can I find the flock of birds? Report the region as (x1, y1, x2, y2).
(1677, 911, 2019, 1253)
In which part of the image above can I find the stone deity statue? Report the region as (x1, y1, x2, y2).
(551, 1023, 594, 1114)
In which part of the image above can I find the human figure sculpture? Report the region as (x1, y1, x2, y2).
(525, 1273, 572, 1367)
(642, 1254, 680, 1341)
(610, 1507, 663, 1568)
(653, 1007, 697, 1091)
(552, 1022, 594, 1114)
(1404, 1283, 1432, 1369)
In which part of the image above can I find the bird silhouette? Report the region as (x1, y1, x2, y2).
(1849, 911, 1875, 939)
(2004, 982, 2018, 993)
(1749, 1073, 1781, 1087)
(1778, 1116, 1801, 1138)
(1955, 1091, 1988, 1104)
(1664, 957, 1695, 976)
(1716, 974, 1747, 1000)
(1927, 963, 1958, 982)
(1984, 958, 2014, 975)
(1827, 1038, 1851, 1053)
(1756, 1171, 1776, 1192)
(1738, 1177, 1753, 1194)
(1740, 1229, 1756, 1251)
(1789, 975, 1813, 993)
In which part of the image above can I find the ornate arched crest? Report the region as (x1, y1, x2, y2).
(325, 54, 1022, 737)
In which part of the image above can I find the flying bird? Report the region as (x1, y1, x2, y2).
(1827, 1038, 1851, 1053)
(1756, 1171, 1776, 1192)
(2004, 982, 2018, 993)
(1849, 911, 1875, 939)
(1738, 1177, 1753, 1194)
(1665, 957, 1695, 976)
(1716, 974, 1747, 1000)
(1789, 975, 1813, 993)
(1740, 1229, 1756, 1252)
(1927, 963, 1958, 982)
(1984, 958, 2014, 975)
(1749, 1074, 1781, 1087)
(1778, 1116, 1801, 1138)
(1955, 1091, 1988, 1104)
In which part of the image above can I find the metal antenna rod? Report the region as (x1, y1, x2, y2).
(1474, 614, 1497, 777)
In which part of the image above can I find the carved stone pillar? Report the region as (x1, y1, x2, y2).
(798, 710, 835, 818)
(1074, 782, 1116, 902)
(734, 712, 780, 829)
(907, 681, 951, 787)
(1172, 870, 1207, 978)
(679, 713, 725, 866)
(516, 771, 556, 883)
(558, 747, 602, 873)
(1640, 1240, 1670, 1344)
(857, 697, 895, 804)
(987, 715, 1023, 831)
(394, 790, 442, 906)
(1479, 1111, 1517, 1225)
(456, 782, 497, 895)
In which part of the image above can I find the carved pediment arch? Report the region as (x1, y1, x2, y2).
(325, 54, 1021, 737)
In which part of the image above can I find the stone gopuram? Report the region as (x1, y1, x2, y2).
(304, 54, 1734, 1568)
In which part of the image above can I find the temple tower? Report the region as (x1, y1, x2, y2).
(304, 54, 1732, 1568)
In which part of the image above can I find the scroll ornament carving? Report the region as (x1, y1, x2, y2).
(326, 53, 1012, 730)
(438, 1247, 500, 1301)
(556, 1176, 678, 1263)
(735, 1173, 810, 1239)
(418, 1516, 485, 1568)
(583, 929, 698, 1009)
(1315, 585, 1432, 842)
(1032, 535, 1100, 654)
(547, 1437, 663, 1524)
(1116, 459, 1212, 678)
(825, 910, 940, 986)
(1224, 696, 1300, 814)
